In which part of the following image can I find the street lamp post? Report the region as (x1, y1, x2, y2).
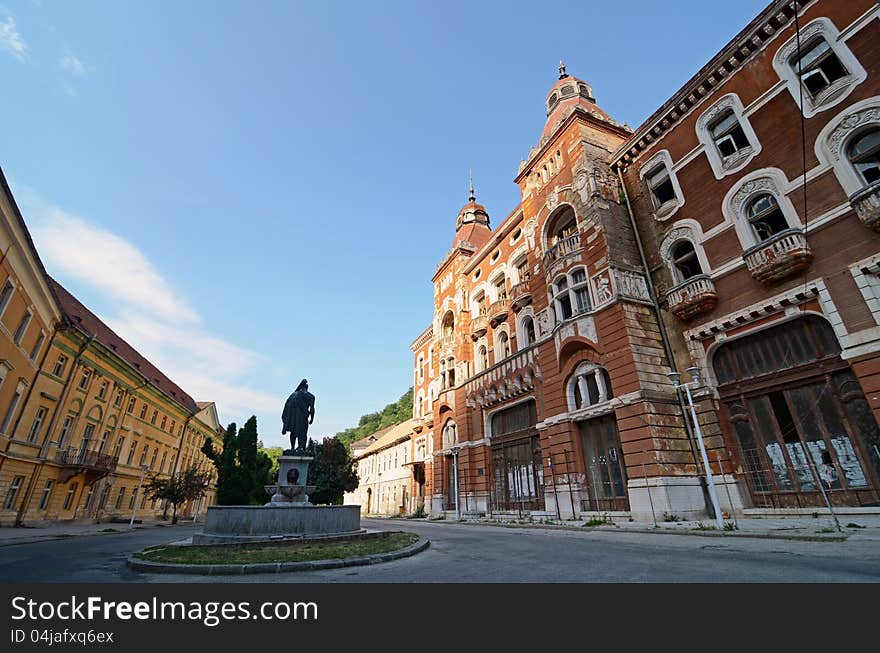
(130, 464, 148, 530)
(668, 367, 725, 530)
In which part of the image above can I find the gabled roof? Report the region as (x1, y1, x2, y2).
(350, 424, 396, 451)
(357, 418, 418, 458)
(49, 277, 199, 414)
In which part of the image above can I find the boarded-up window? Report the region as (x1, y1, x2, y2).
(490, 400, 537, 440)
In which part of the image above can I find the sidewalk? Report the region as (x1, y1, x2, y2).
(381, 512, 880, 543)
(0, 517, 200, 547)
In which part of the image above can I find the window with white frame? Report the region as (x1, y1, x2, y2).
(551, 267, 591, 321)
(476, 345, 488, 372)
(98, 380, 108, 400)
(0, 389, 21, 434)
(745, 193, 792, 242)
(38, 479, 54, 511)
(57, 416, 74, 448)
(78, 369, 90, 391)
(669, 240, 705, 282)
(696, 94, 761, 179)
(4, 475, 24, 510)
(639, 150, 685, 221)
(848, 128, 880, 186)
(566, 363, 613, 411)
(473, 291, 486, 317)
(496, 331, 511, 360)
(29, 331, 45, 362)
(514, 256, 530, 285)
(520, 316, 536, 347)
(492, 274, 507, 302)
(772, 18, 866, 119)
(442, 420, 458, 449)
(52, 354, 67, 378)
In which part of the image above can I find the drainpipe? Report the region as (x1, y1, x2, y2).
(14, 328, 93, 526)
(615, 165, 715, 517)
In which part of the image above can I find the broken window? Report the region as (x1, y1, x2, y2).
(709, 110, 751, 161)
(792, 38, 847, 99)
(671, 240, 703, 281)
(647, 164, 676, 209)
(848, 128, 880, 185)
(746, 193, 790, 241)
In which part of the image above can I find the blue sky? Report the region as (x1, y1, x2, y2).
(1, 0, 768, 446)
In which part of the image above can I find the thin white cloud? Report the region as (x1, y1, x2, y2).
(0, 16, 27, 61)
(24, 192, 278, 423)
(60, 52, 89, 77)
(31, 206, 199, 323)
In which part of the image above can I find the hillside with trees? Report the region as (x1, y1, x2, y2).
(335, 388, 413, 449)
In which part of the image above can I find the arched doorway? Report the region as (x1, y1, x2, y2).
(713, 315, 880, 507)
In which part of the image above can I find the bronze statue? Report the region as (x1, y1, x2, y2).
(282, 379, 315, 454)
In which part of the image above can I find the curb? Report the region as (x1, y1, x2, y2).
(127, 536, 430, 575)
(379, 517, 850, 543)
(0, 523, 192, 548)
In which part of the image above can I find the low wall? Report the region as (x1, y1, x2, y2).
(195, 505, 361, 544)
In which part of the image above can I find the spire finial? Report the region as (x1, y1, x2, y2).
(468, 171, 475, 203)
(558, 60, 568, 79)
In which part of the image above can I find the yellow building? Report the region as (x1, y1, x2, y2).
(0, 166, 222, 526)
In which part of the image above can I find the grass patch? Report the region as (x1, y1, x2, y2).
(582, 518, 609, 527)
(136, 532, 418, 565)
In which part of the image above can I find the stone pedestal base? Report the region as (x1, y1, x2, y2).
(266, 455, 315, 506)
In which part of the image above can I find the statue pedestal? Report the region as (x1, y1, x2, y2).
(265, 455, 315, 506)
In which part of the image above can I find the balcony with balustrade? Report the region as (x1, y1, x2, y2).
(55, 446, 119, 484)
(666, 274, 717, 321)
(509, 279, 532, 312)
(742, 228, 813, 287)
(542, 232, 582, 267)
(469, 313, 488, 340)
(850, 180, 880, 231)
(488, 296, 510, 327)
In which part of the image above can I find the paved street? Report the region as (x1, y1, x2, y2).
(2, 518, 880, 583)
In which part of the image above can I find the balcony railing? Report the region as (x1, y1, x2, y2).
(437, 333, 456, 351)
(509, 281, 532, 312)
(488, 296, 510, 326)
(850, 180, 880, 231)
(469, 314, 488, 340)
(742, 228, 813, 287)
(666, 274, 717, 321)
(543, 233, 582, 266)
(55, 447, 119, 483)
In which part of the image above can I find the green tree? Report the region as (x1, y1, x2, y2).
(335, 388, 413, 450)
(307, 436, 359, 505)
(144, 465, 211, 524)
(202, 418, 273, 505)
(259, 445, 284, 476)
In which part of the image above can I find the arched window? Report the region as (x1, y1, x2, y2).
(493, 275, 507, 302)
(746, 194, 790, 241)
(473, 292, 487, 316)
(442, 311, 455, 336)
(670, 240, 703, 281)
(793, 37, 847, 100)
(477, 345, 488, 372)
(552, 267, 591, 321)
(710, 110, 751, 162)
(848, 128, 880, 185)
(548, 206, 577, 247)
(442, 420, 458, 449)
(513, 256, 530, 285)
(521, 317, 536, 346)
(417, 395, 424, 417)
(567, 364, 613, 411)
(497, 331, 511, 359)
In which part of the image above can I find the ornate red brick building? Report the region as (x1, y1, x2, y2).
(414, 0, 880, 520)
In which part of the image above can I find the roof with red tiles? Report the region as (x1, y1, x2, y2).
(49, 277, 200, 414)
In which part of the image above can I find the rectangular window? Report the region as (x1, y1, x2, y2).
(128, 489, 137, 510)
(38, 479, 54, 510)
(97, 430, 110, 454)
(139, 444, 148, 467)
(710, 111, 750, 159)
(160, 450, 167, 472)
(79, 423, 95, 454)
(78, 369, 90, 391)
(0, 391, 21, 434)
(98, 484, 110, 510)
(27, 406, 48, 443)
(160, 415, 167, 430)
(13, 309, 32, 345)
(57, 415, 74, 448)
(113, 436, 125, 460)
(52, 355, 68, 378)
(647, 166, 676, 209)
(127, 396, 136, 413)
(794, 39, 847, 98)
(114, 390, 123, 407)
(571, 269, 591, 315)
(98, 380, 108, 400)
(139, 404, 147, 419)
(0, 280, 14, 319)
(141, 492, 148, 509)
(127, 441, 137, 465)
(151, 410, 157, 425)
(84, 485, 95, 511)
(4, 475, 24, 510)
(29, 331, 45, 362)
(113, 487, 124, 511)
(63, 483, 78, 511)
(149, 448, 158, 469)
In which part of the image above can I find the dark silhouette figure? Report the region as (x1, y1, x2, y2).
(282, 379, 315, 454)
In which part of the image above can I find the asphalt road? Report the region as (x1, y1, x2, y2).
(2, 518, 880, 583)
